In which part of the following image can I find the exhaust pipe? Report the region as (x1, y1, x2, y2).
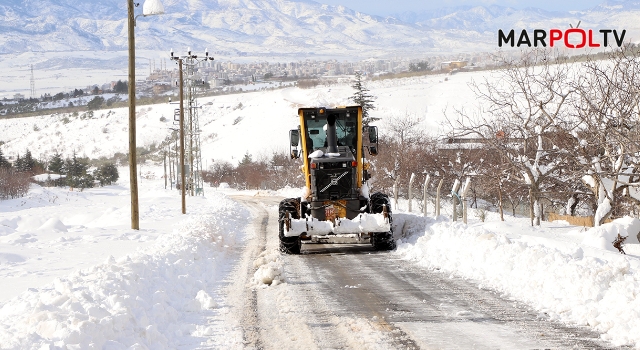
(326, 113, 339, 155)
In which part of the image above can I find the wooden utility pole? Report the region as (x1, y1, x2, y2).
(127, 0, 139, 230)
(179, 59, 186, 214)
(163, 150, 167, 189)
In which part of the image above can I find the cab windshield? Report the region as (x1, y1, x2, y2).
(304, 112, 357, 152)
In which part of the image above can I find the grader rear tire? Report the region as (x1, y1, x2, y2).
(369, 192, 396, 251)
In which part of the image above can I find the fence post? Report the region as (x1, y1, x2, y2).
(436, 179, 443, 217)
(423, 175, 431, 216)
(168, 145, 173, 190)
(408, 173, 415, 212)
(452, 179, 461, 221)
(498, 181, 504, 221)
(393, 180, 399, 211)
(461, 177, 471, 224)
(529, 188, 534, 226)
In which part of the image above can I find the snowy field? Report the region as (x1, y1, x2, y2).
(0, 168, 252, 348)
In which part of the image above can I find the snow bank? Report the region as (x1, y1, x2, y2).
(0, 193, 248, 349)
(396, 216, 640, 348)
(582, 216, 640, 252)
(36, 218, 68, 232)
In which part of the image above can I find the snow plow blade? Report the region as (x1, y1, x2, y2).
(283, 213, 390, 237)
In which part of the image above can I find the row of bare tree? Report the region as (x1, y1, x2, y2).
(202, 151, 301, 190)
(371, 48, 640, 226)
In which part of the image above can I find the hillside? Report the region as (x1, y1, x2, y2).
(0, 71, 477, 165)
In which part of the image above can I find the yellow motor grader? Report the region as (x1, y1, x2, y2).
(279, 106, 395, 254)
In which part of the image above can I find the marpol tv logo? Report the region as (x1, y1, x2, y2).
(498, 22, 626, 48)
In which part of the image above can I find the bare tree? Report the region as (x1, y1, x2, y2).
(373, 113, 431, 202)
(202, 151, 302, 190)
(570, 47, 640, 225)
(446, 50, 578, 225)
(263, 151, 303, 190)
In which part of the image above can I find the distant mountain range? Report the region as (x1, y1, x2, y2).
(1, 0, 639, 59)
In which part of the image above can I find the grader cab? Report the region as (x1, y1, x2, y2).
(278, 106, 395, 254)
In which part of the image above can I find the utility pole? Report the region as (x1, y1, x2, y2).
(179, 59, 186, 214)
(126, 0, 165, 230)
(127, 0, 139, 230)
(170, 48, 213, 206)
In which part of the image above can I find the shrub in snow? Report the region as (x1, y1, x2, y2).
(612, 234, 627, 254)
(474, 208, 487, 222)
(0, 168, 30, 200)
(93, 163, 119, 186)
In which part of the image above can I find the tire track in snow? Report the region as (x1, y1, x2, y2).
(293, 245, 420, 349)
(283, 252, 400, 349)
(225, 196, 268, 349)
(232, 196, 334, 350)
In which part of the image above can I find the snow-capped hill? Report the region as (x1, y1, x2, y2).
(393, 5, 565, 31)
(1, 0, 640, 65)
(593, 0, 640, 11)
(394, 2, 640, 33)
(0, 0, 434, 57)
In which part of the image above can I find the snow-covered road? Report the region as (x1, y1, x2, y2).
(222, 195, 396, 349)
(223, 195, 623, 349)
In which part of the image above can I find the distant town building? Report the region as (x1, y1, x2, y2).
(440, 61, 468, 72)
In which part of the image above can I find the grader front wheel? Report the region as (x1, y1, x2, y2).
(278, 198, 302, 254)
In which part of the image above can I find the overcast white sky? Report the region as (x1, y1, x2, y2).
(318, 0, 605, 16)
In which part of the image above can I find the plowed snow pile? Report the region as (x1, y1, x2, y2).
(0, 193, 248, 349)
(395, 214, 640, 348)
(253, 249, 285, 286)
